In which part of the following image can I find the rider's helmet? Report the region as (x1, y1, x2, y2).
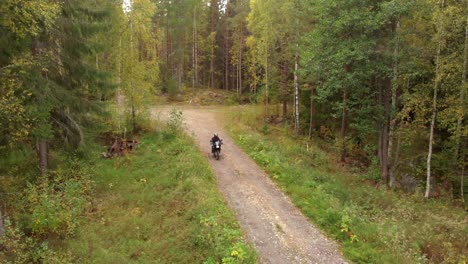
(214, 133, 218, 137)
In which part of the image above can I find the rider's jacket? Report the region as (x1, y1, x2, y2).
(211, 136, 221, 144)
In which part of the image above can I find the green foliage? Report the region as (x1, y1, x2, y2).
(64, 131, 256, 263)
(225, 106, 468, 264)
(260, 123, 269, 135)
(0, 219, 73, 264)
(17, 162, 93, 238)
(198, 215, 254, 264)
(0, 0, 118, 152)
(166, 108, 184, 134)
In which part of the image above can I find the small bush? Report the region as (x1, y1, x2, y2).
(261, 123, 270, 135)
(17, 163, 92, 238)
(0, 219, 72, 264)
(166, 108, 184, 134)
(197, 215, 255, 264)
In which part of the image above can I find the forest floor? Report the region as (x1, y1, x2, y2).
(152, 106, 347, 264)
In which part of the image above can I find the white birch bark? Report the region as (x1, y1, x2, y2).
(425, 0, 445, 199)
(456, 17, 467, 202)
(294, 52, 299, 133)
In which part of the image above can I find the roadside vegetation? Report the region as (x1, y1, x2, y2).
(1, 112, 256, 263)
(224, 105, 468, 264)
(65, 119, 255, 263)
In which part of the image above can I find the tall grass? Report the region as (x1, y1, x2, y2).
(65, 130, 256, 263)
(223, 105, 467, 264)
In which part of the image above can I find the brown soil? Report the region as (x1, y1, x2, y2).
(152, 106, 347, 264)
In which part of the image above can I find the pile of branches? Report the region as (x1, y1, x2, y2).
(101, 137, 138, 158)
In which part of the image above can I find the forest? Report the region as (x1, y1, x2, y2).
(0, 0, 467, 263)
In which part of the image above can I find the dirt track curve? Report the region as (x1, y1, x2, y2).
(152, 106, 347, 264)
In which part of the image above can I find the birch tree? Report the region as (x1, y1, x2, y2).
(425, 0, 445, 199)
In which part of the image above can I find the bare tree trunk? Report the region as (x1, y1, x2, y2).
(224, 2, 230, 90)
(462, 160, 465, 204)
(425, 0, 445, 199)
(210, 0, 216, 89)
(239, 21, 243, 94)
(192, 9, 196, 89)
(340, 89, 348, 163)
(388, 19, 400, 187)
(166, 13, 170, 71)
(31, 38, 49, 175)
(129, 17, 136, 132)
(377, 78, 383, 169)
(309, 85, 315, 139)
(153, 16, 159, 58)
(235, 61, 239, 94)
(456, 17, 467, 202)
(0, 208, 4, 237)
(116, 32, 123, 130)
(294, 52, 299, 133)
(382, 78, 391, 184)
(192, 8, 198, 89)
(265, 48, 269, 117)
(39, 139, 48, 175)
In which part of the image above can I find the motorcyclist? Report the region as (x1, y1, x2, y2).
(210, 133, 222, 153)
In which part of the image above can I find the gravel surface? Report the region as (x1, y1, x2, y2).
(153, 106, 348, 264)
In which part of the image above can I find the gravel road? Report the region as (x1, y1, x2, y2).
(152, 106, 347, 264)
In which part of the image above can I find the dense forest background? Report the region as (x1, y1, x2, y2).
(0, 0, 466, 263)
(154, 0, 467, 201)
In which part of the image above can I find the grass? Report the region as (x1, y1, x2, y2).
(64, 129, 256, 263)
(222, 105, 468, 264)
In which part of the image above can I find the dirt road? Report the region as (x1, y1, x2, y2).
(152, 107, 347, 264)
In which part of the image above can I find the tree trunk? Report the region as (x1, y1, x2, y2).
(455, 16, 467, 202)
(129, 17, 136, 132)
(462, 161, 465, 204)
(166, 12, 170, 71)
(388, 19, 400, 187)
(377, 78, 383, 169)
(39, 139, 48, 175)
(382, 77, 391, 184)
(224, 2, 230, 90)
(192, 9, 196, 89)
(282, 101, 287, 117)
(117, 32, 123, 130)
(239, 21, 243, 94)
(265, 48, 269, 117)
(340, 89, 348, 163)
(425, 0, 445, 199)
(294, 52, 299, 133)
(210, 0, 216, 89)
(31, 38, 49, 175)
(192, 8, 198, 89)
(309, 85, 315, 139)
(0, 208, 4, 237)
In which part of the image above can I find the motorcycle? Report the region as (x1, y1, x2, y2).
(211, 139, 222, 160)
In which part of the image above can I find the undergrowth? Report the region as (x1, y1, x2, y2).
(1, 109, 255, 263)
(223, 105, 467, 264)
(64, 127, 256, 263)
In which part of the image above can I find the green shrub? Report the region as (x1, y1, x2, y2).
(260, 123, 270, 135)
(166, 108, 184, 134)
(18, 163, 92, 238)
(0, 219, 73, 264)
